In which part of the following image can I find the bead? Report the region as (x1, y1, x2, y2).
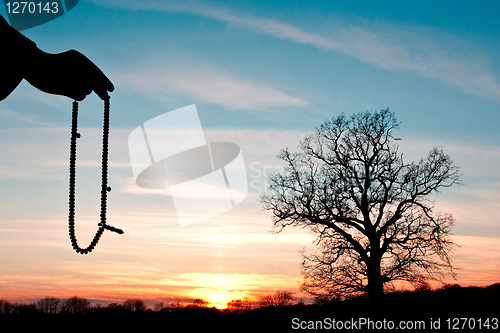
(67, 96, 121, 255)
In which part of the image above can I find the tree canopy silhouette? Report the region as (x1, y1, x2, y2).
(36, 297, 61, 314)
(123, 299, 147, 312)
(258, 290, 295, 307)
(62, 296, 90, 314)
(262, 109, 461, 300)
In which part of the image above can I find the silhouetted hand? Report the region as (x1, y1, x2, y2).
(24, 48, 114, 101)
(1, 14, 113, 101)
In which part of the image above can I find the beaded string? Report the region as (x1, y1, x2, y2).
(68, 96, 123, 255)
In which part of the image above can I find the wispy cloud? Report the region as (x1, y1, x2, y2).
(93, 0, 500, 103)
(332, 25, 500, 102)
(151, 242, 237, 248)
(0, 107, 61, 128)
(0, 127, 132, 180)
(117, 65, 308, 110)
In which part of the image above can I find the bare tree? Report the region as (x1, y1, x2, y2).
(123, 298, 147, 312)
(258, 290, 295, 307)
(226, 297, 254, 311)
(91, 303, 103, 312)
(62, 296, 91, 314)
(262, 109, 461, 300)
(133, 299, 147, 311)
(190, 298, 209, 308)
(36, 297, 61, 314)
(0, 300, 12, 314)
(169, 301, 184, 311)
(106, 302, 123, 309)
(154, 302, 165, 312)
(227, 299, 244, 310)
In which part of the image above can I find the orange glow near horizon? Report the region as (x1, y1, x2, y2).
(0, 211, 498, 307)
(1, 0, 500, 317)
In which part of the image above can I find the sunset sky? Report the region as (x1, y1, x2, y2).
(0, 0, 499, 308)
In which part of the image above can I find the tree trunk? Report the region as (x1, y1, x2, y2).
(366, 258, 384, 301)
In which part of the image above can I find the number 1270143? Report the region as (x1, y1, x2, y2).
(5, 2, 59, 14)
(446, 318, 498, 330)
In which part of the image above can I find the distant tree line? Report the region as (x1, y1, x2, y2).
(0, 284, 498, 332)
(1, 284, 498, 318)
(0, 296, 149, 315)
(0, 290, 298, 315)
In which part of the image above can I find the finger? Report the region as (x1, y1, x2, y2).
(94, 88, 109, 100)
(101, 73, 114, 92)
(64, 50, 114, 100)
(71, 87, 91, 101)
(89, 68, 114, 100)
(93, 68, 114, 93)
(73, 93, 87, 101)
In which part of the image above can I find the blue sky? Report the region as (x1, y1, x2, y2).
(0, 0, 499, 305)
(3, 0, 500, 137)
